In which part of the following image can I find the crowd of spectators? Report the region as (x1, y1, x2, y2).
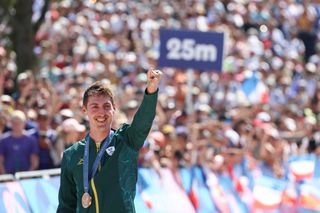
(0, 0, 319, 187)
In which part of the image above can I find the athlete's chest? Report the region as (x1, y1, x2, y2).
(71, 141, 122, 189)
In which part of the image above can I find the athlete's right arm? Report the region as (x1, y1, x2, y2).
(57, 152, 77, 213)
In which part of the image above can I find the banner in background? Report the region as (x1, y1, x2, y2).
(0, 181, 31, 213)
(0, 168, 320, 213)
(298, 179, 320, 211)
(137, 168, 196, 213)
(252, 176, 287, 211)
(20, 176, 59, 213)
(287, 154, 316, 182)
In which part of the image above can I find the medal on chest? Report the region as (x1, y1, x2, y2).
(82, 192, 92, 208)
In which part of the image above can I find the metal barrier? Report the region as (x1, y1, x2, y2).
(0, 174, 15, 182)
(14, 168, 61, 180)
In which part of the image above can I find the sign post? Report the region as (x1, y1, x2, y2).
(186, 68, 194, 115)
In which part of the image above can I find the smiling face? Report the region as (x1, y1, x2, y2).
(83, 94, 115, 133)
(82, 81, 116, 135)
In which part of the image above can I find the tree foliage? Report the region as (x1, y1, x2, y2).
(0, 0, 51, 75)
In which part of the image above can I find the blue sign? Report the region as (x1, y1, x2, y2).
(159, 28, 224, 71)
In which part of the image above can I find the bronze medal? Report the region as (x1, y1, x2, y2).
(82, 192, 92, 208)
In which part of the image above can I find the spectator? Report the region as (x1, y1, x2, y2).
(55, 117, 86, 160)
(0, 110, 9, 134)
(12, 71, 34, 107)
(0, 110, 39, 174)
(28, 109, 59, 169)
(0, 95, 12, 133)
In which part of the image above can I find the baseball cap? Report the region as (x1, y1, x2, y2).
(62, 118, 86, 132)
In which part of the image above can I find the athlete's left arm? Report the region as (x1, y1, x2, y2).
(126, 68, 162, 150)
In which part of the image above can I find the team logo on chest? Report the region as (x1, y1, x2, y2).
(106, 146, 115, 156)
(77, 158, 84, 165)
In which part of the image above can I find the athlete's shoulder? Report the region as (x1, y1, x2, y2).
(116, 123, 130, 133)
(63, 139, 85, 157)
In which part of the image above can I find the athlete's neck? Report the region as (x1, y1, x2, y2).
(89, 129, 110, 144)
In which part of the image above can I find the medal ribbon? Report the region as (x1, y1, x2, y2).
(83, 131, 115, 193)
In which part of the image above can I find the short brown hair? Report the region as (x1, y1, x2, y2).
(83, 81, 115, 107)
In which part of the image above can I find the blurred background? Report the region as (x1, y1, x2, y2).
(0, 0, 320, 212)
